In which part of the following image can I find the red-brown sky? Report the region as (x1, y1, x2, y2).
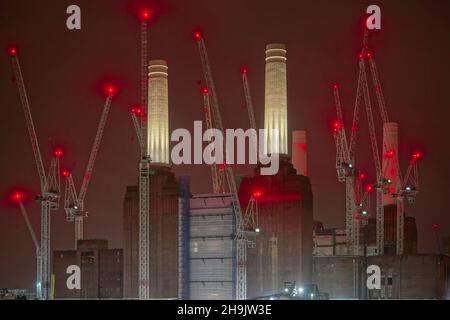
(1, 0, 449, 289)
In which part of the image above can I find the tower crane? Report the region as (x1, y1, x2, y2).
(194, 31, 257, 299)
(333, 26, 421, 257)
(9, 48, 62, 300)
(361, 28, 421, 255)
(241, 67, 260, 247)
(63, 87, 115, 248)
(128, 9, 152, 299)
(13, 191, 41, 300)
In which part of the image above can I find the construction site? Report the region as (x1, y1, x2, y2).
(1, 1, 449, 300)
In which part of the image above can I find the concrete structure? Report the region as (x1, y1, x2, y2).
(264, 43, 288, 155)
(313, 208, 418, 257)
(148, 60, 169, 164)
(239, 159, 313, 298)
(443, 236, 450, 256)
(382, 122, 399, 205)
(313, 254, 450, 299)
(53, 239, 123, 299)
(292, 130, 307, 176)
(123, 166, 179, 298)
(178, 178, 237, 300)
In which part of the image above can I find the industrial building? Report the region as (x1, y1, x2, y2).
(178, 177, 237, 299)
(314, 207, 418, 257)
(123, 165, 179, 298)
(313, 254, 450, 299)
(53, 239, 123, 299)
(239, 160, 313, 298)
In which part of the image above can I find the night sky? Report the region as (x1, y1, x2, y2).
(1, 0, 449, 289)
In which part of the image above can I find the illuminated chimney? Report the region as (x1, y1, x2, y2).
(264, 43, 288, 155)
(292, 130, 307, 176)
(148, 60, 169, 165)
(382, 122, 399, 205)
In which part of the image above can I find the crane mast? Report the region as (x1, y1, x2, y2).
(63, 92, 114, 248)
(202, 88, 225, 194)
(136, 11, 151, 300)
(194, 32, 247, 299)
(10, 49, 61, 300)
(241, 69, 257, 131)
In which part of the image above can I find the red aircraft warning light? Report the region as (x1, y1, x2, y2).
(193, 31, 203, 42)
(358, 52, 364, 60)
(242, 67, 249, 75)
(8, 47, 17, 57)
(412, 151, 422, 161)
(432, 223, 439, 230)
(106, 85, 116, 96)
(332, 120, 342, 133)
(131, 106, 144, 117)
(366, 184, 374, 193)
(359, 172, 366, 180)
(385, 149, 395, 159)
(53, 148, 64, 158)
(62, 169, 71, 178)
(252, 191, 262, 199)
(12, 191, 24, 203)
(202, 86, 209, 94)
(140, 9, 151, 21)
(332, 83, 339, 90)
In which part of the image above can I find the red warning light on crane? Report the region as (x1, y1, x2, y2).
(359, 172, 366, 180)
(252, 190, 262, 199)
(332, 120, 342, 133)
(412, 151, 422, 161)
(242, 67, 249, 75)
(385, 149, 395, 159)
(8, 47, 17, 57)
(202, 86, 209, 94)
(53, 148, 64, 158)
(106, 85, 116, 96)
(332, 83, 339, 90)
(140, 9, 151, 21)
(12, 191, 23, 203)
(62, 169, 71, 178)
(193, 31, 203, 42)
(366, 185, 373, 193)
(131, 106, 144, 117)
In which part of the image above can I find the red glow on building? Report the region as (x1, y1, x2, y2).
(385, 149, 395, 159)
(242, 67, 249, 75)
(140, 9, 151, 21)
(219, 163, 226, 170)
(193, 31, 203, 42)
(8, 47, 17, 57)
(202, 86, 209, 94)
(53, 148, 64, 158)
